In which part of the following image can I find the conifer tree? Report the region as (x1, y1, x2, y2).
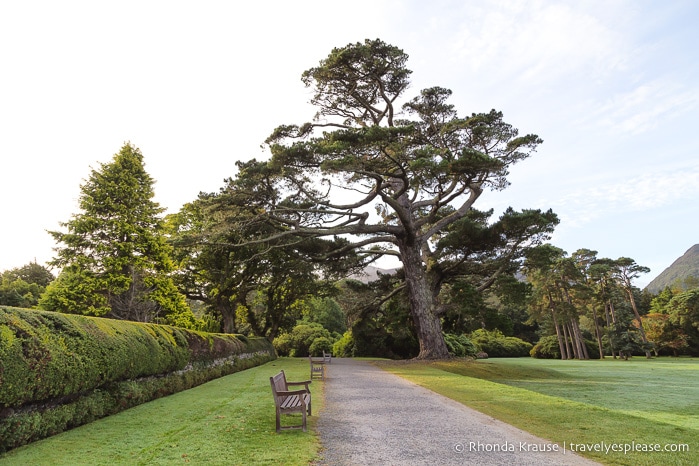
(40, 143, 195, 327)
(247, 39, 553, 358)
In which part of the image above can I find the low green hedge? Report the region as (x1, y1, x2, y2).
(0, 306, 275, 452)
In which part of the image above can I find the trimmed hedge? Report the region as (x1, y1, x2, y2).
(0, 306, 275, 452)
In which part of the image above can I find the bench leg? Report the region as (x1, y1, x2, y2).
(275, 407, 282, 433)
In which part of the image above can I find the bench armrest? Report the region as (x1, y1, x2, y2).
(287, 380, 312, 390)
(275, 389, 310, 397)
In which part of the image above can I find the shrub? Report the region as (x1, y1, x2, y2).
(272, 322, 336, 357)
(350, 311, 418, 359)
(332, 331, 354, 357)
(469, 329, 533, 357)
(309, 336, 333, 356)
(530, 335, 561, 359)
(443, 333, 479, 357)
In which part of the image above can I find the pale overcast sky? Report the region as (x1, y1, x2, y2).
(2, 0, 698, 288)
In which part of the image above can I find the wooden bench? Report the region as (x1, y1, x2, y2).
(269, 370, 312, 432)
(323, 351, 332, 364)
(309, 355, 325, 380)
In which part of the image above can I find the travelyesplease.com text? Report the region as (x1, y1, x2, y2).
(454, 441, 689, 455)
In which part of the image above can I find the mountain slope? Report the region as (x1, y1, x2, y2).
(645, 244, 699, 293)
(348, 265, 397, 284)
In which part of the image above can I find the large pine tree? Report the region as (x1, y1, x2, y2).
(251, 39, 553, 358)
(41, 143, 194, 327)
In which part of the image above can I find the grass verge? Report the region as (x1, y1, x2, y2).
(0, 358, 322, 466)
(376, 357, 698, 466)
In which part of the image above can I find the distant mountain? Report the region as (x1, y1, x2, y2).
(348, 265, 398, 284)
(645, 244, 699, 293)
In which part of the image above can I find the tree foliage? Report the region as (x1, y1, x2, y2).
(165, 172, 355, 338)
(665, 288, 699, 354)
(0, 262, 54, 308)
(220, 39, 555, 358)
(40, 144, 194, 327)
(272, 322, 335, 357)
(299, 296, 347, 335)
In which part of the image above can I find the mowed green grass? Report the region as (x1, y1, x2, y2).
(467, 358, 699, 431)
(378, 357, 698, 466)
(0, 358, 322, 466)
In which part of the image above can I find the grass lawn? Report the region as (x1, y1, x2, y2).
(377, 357, 698, 466)
(0, 358, 322, 466)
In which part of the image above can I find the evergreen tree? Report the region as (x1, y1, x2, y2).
(40, 143, 195, 327)
(237, 39, 553, 358)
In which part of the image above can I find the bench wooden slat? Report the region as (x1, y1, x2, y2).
(279, 393, 311, 409)
(280, 395, 300, 409)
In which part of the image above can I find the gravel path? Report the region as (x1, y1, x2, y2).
(315, 358, 599, 466)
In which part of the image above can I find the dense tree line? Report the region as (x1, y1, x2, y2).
(523, 247, 699, 359)
(3, 39, 698, 360)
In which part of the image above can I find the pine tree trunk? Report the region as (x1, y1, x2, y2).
(562, 320, 576, 359)
(606, 301, 618, 359)
(626, 288, 652, 358)
(556, 327, 568, 359)
(591, 306, 605, 359)
(399, 240, 450, 359)
(549, 295, 567, 360)
(573, 318, 590, 359)
(569, 320, 581, 359)
(561, 287, 588, 359)
(553, 317, 567, 360)
(562, 321, 571, 359)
